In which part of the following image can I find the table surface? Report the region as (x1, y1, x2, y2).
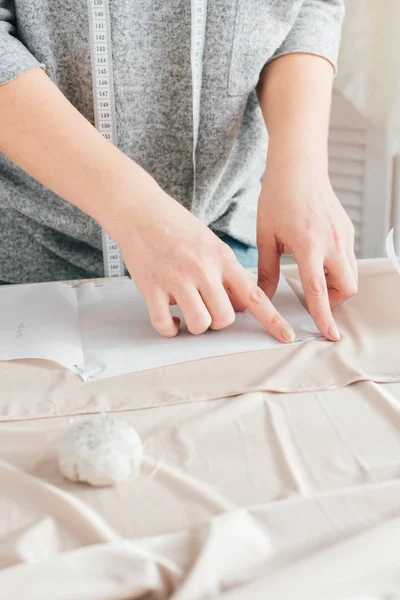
(1, 259, 400, 599)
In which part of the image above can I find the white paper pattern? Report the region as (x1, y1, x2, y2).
(0, 283, 84, 373)
(0, 278, 320, 381)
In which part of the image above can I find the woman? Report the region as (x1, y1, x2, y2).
(0, 0, 357, 342)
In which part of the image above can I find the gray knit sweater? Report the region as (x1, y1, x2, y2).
(0, 0, 344, 283)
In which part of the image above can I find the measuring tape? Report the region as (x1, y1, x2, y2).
(87, 0, 125, 278)
(191, 0, 208, 209)
(87, 0, 207, 270)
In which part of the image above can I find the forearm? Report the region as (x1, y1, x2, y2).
(0, 68, 160, 237)
(257, 53, 334, 171)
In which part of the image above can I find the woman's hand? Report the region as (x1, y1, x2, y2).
(257, 147, 358, 341)
(255, 53, 358, 341)
(107, 185, 296, 341)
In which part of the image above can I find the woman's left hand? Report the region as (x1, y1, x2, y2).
(257, 149, 358, 342)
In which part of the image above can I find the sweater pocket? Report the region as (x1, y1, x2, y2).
(228, 0, 303, 97)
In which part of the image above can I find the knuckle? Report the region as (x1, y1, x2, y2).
(307, 277, 326, 297)
(151, 316, 173, 337)
(257, 268, 276, 288)
(266, 313, 281, 328)
(248, 285, 266, 305)
(188, 312, 212, 335)
(191, 260, 213, 285)
(211, 310, 235, 330)
(181, 250, 209, 282)
(219, 243, 236, 264)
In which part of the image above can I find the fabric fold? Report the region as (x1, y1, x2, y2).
(0, 510, 271, 600)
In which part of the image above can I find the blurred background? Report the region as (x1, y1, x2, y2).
(328, 0, 400, 258)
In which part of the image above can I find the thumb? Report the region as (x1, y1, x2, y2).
(257, 237, 281, 299)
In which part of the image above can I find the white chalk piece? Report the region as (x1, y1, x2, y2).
(58, 415, 143, 487)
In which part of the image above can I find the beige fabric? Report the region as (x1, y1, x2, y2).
(2, 507, 400, 599)
(1, 380, 400, 597)
(0, 260, 399, 422)
(1, 260, 400, 598)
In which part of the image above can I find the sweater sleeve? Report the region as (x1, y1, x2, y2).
(269, 0, 345, 72)
(0, 0, 44, 86)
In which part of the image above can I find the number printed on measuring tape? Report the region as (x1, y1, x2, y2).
(87, 0, 125, 277)
(96, 66, 109, 76)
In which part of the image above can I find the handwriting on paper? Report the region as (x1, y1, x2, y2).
(14, 322, 25, 339)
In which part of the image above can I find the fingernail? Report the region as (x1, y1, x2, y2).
(328, 323, 340, 340)
(281, 325, 295, 342)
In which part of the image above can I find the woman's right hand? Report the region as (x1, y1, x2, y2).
(107, 185, 295, 341)
(0, 69, 290, 341)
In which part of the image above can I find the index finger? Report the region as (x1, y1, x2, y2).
(296, 254, 340, 341)
(225, 265, 295, 343)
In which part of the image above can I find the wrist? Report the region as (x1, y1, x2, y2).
(91, 155, 164, 241)
(267, 132, 329, 175)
